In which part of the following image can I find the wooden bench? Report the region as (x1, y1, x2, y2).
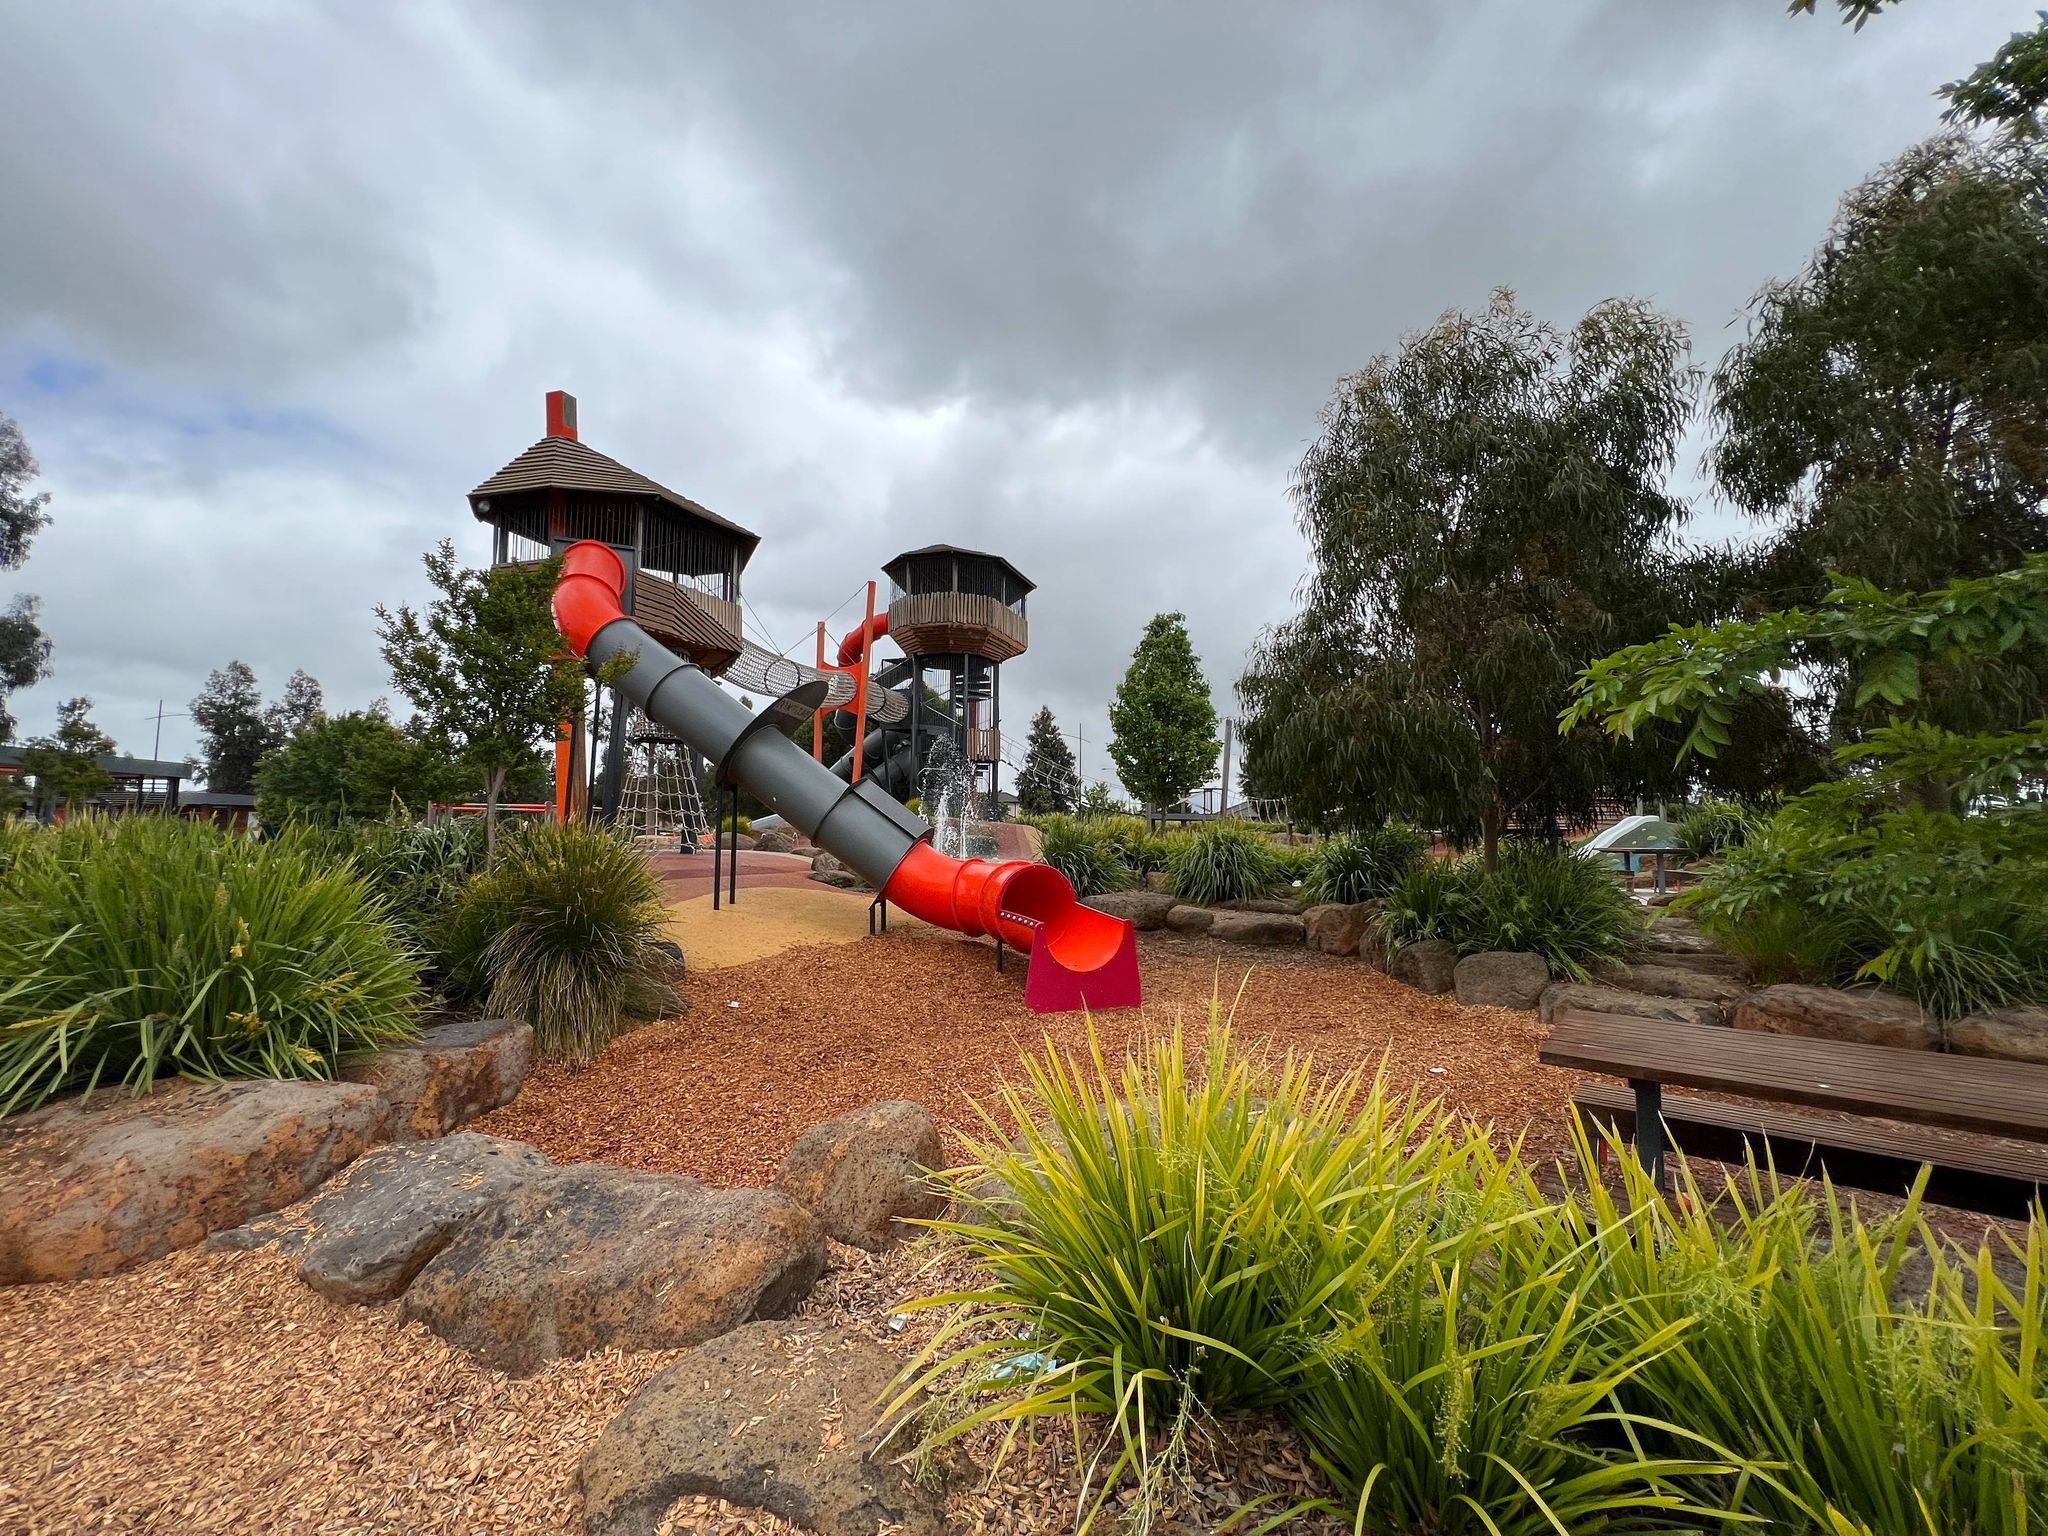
(1540, 1008, 2048, 1212)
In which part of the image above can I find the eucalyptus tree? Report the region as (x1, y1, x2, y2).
(1240, 290, 1699, 869)
(1710, 109, 2048, 746)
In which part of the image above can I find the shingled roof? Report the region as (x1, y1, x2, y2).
(468, 434, 760, 554)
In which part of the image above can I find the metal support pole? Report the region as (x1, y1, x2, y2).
(813, 622, 826, 763)
(711, 796, 723, 912)
(1630, 1078, 1666, 1193)
(851, 581, 874, 784)
(727, 784, 740, 905)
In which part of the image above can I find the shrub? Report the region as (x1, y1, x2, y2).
(1034, 814, 1131, 898)
(720, 813, 752, 836)
(1290, 1178, 1735, 1535)
(350, 815, 487, 966)
(1267, 839, 1316, 886)
(897, 1021, 1747, 1532)
(895, 1019, 1489, 1523)
(1459, 840, 1641, 979)
(898, 1023, 2047, 1534)
(1673, 796, 1753, 862)
(0, 816, 422, 1114)
(1305, 823, 1427, 904)
(1383, 843, 1637, 979)
(1579, 1139, 2048, 1535)
(1382, 853, 1480, 945)
(441, 820, 677, 1062)
(1166, 821, 1280, 905)
(1690, 794, 2048, 1017)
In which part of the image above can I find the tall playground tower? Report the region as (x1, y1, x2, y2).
(467, 391, 759, 820)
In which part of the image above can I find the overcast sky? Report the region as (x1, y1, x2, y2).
(0, 1, 2030, 794)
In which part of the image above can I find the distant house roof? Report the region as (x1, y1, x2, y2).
(0, 746, 190, 780)
(883, 544, 1035, 595)
(468, 434, 761, 558)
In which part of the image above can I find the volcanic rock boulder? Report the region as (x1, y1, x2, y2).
(1389, 939, 1458, 995)
(1207, 910, 1306, 946)
(1733, 984, 1939, 1052)
(1590, 961, 1747, 1007)
(400, 1163, 825, 1374)
(339, 1017, 533, 1143)
(1948, 1005, 2048, 1065)
(1539, 982, 1726, 1030)
(1302, 902, 1380, 959)
(1164, 904, 1216, 935)
(1453, 951, 1551, 1010)
(1634, 927, 1746, 979)
(1081, 889, 1177, 930)
(0, 1078, 386, 1285)
(753, 827, 799, 854)
(579, 1320, 943, 1536)
(776, 1101, 946, 1251)
(295, 1133, 554, 1304)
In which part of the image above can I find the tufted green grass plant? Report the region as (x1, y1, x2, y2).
(1035, 814, 1133, 899)
(1305, 823, 1428, 905)
(1576, 1130, 2048, 1534)
(891, 1013, 1526, 1529)
(442, 819, 678, 1063)
(0, 815, 421, 1114)
(1166, 821, 1282, 906)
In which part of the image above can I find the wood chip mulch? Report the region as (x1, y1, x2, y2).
(474, 925, 1586, 1185)
(1, 933, 1576, 1535)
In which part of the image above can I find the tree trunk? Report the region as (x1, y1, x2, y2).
(484, 766, 506, 866)
(1481, 800, 1504, 876)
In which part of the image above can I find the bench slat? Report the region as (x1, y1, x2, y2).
(1572, 1083, 2048, 1219)
(1541, 1008, 2048, 1143)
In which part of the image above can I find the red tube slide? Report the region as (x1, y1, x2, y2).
(550, 541, 1139, 1013)
(882, 842, 1140, 1012)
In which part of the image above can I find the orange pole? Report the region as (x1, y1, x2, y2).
(554, 721, 573, 820)
(851, 581, 874, 783)
(813, 622, 827, 762)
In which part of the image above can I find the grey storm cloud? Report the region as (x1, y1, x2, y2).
(0, 0, 2031, 789)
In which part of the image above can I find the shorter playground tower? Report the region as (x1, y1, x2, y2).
(884, 544, 1032, 812)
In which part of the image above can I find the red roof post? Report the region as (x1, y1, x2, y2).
(545, 390, 578, 441)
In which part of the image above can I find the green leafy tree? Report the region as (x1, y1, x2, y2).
(376, 543, 591, 858)
(1712, 133, 2048, 601)
(1241, 290, 1700, 869)
(20, 696, 114, 813)
(254, 706, 471, 826)
(1941, 12, 2048, 134)
(190, 660, 283, 794)
(1567, 556, 2048, 1013)
(264, 668, 325, 737)
(1075, 780, 1129, 819)
(1108, 613, 1219, 814)
(1709, 127, 2048, 757)
(1014, 705, 1079, 814)
(0, 414, 53, 741)
(1786, 0, 1901, 25)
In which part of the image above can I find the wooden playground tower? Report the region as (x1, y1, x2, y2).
(468, 391, 759, 821)
(467, 392, 1034, 830)
(882, 545, 1031, 812)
